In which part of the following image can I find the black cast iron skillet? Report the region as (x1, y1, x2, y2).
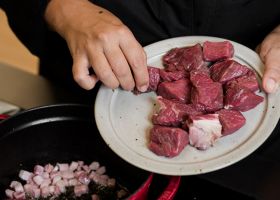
(0, 104, 179, 200)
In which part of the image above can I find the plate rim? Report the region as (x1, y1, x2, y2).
(94, 36, 280, 175)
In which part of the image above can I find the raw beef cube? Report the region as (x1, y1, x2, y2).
(190, 71, 223, 112)
(216, 109, 246, 135)
(149, 125, 189, 157)
(194, 64, 211, 75)
(203, 41, 234, 62)
(224, 84, 264, 112)
(134, 66, 160, 94)
(210, 60, 249, 83)
(157, 79, 191, 103)
(191, 83, 224, 112)
(190, 70, 212, 86)
(159, 69, 189, 82)
(152, 97, 203, 126)
(147, 66, 161, 91)
(162, 47, 186, 71)
(186, 114, 222, 150)
(226, 70, 259, 92)
(178, 44, 205, 72)
(163, 44, 206, 72)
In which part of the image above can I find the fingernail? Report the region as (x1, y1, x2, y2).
(266, 78, 278, 93)
(139, 85, 148, 92)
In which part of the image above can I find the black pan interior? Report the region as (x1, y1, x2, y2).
(0, 104, 150, 198)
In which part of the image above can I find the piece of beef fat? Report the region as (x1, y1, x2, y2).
(152, 97, 204, 126)
(162, 44, 206, 72)
(226, 69, 259, 92)
(149, 125, 189, 157)
(186, 114, 222, 150)
(203, 41, 234, 62)
(157, 79, 192, 103)
(210, 60, 249, 84)
(215, 109, 246, 135)
(224, 84, 264, 112)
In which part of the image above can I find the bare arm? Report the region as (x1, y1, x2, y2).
(45, 0, 149, 91)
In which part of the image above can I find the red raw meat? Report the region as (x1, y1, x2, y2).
(149, 125, 189, 157)
(216, 109, 246, 135)
(190, 71, 223, 112)
(203, 41, 234, 62)
(134, 66, 160, 94)
(186, 114, 222, 150)
(157, 79, 192, 103)
(159, 69, 189, 82)
(210, 60, 249, 83)
(190, 70, 212, 86)
(130, 42, 265, 158)
(147, 66, 161, 91)
(152, 97, 204, 126)
(163, 44, 206, 72)
(224, 84, 264, 112)
(226, 70, 259, 92)
(162, 47, 184, 68)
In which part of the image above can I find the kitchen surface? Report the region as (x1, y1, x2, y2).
(1, 8, 280, 200)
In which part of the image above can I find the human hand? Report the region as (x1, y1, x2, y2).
(45, 0, 149, 91)
(258, 26, 280, 93)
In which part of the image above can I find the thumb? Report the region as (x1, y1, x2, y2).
(72, 54, 99, 90)
(262, 48, 280, 93)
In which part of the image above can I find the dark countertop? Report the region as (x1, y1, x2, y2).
(1, 63, 279, 200)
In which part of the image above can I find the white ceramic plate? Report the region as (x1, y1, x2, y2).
(95, 36, 280, 175)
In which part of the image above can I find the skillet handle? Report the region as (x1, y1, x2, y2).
(129, 173, 154, 200)
(157, 176, 181, 200)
